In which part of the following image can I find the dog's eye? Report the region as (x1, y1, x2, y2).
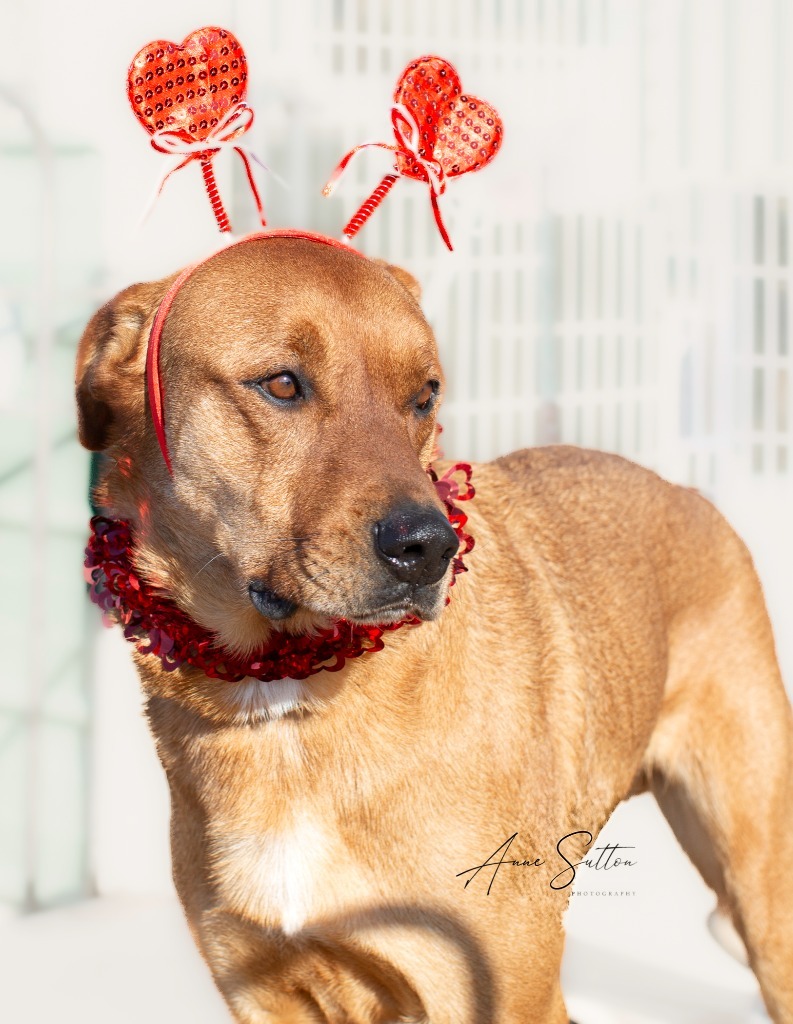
(263, 373, 300, 401)
(243, 372, 306, 406)
(415, 381, 438, 414)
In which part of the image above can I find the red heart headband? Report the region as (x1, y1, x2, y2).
(146, 231, 366, 475)
(127, 34, 504, 468)
(322, 55, 504, 250)
(128, 31, 503, 246)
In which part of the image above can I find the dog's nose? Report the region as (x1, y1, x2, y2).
(375, 504, 459, 585)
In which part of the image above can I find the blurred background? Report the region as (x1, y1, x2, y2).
(1, 1, 791, 1021)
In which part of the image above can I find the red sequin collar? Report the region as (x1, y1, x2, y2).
(85, 464, 474, 683)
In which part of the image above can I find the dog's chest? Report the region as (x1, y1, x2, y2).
(210, 804, 374, 935)
(204, 710, 378, 935)
(212, 817, 334, 933)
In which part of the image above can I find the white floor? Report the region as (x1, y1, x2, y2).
(0, 896, 228, 1024)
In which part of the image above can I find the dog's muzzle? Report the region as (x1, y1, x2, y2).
(374, 503, 459, 586)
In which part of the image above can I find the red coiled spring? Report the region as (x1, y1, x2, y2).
(343, 174, 399, 241)
(201, 158, 232, 233)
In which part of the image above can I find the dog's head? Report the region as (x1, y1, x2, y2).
(76, 237, 458, 655)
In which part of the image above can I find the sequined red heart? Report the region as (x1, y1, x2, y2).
(393, 55, 503, 184)
(127, 26, 247, 141)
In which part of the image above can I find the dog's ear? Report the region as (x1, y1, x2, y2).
(375, 260, 422, 302)
(75, 277, 175, 451)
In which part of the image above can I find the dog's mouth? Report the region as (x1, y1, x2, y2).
(345, 600, 420, 626)
(323, 580, 447, 625)
(246, 579, 441, 627)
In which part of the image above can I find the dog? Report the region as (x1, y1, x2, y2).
(76, 234, 793, 1023)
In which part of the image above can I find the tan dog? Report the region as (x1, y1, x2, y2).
(76, 236, 793, 1023)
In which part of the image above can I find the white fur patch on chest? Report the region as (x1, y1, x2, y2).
(229, 676, 313, 724)
(214, 816, 330, 935)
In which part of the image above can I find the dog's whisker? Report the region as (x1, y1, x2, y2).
(300, 574, 334, 599)
(303, 568, 332, 587)
(296, 548, 339, 598)
(193, 552, 223, 579)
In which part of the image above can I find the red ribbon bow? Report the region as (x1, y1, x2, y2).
(144, 102, 267, 233)
(323, 103, 452, 249)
